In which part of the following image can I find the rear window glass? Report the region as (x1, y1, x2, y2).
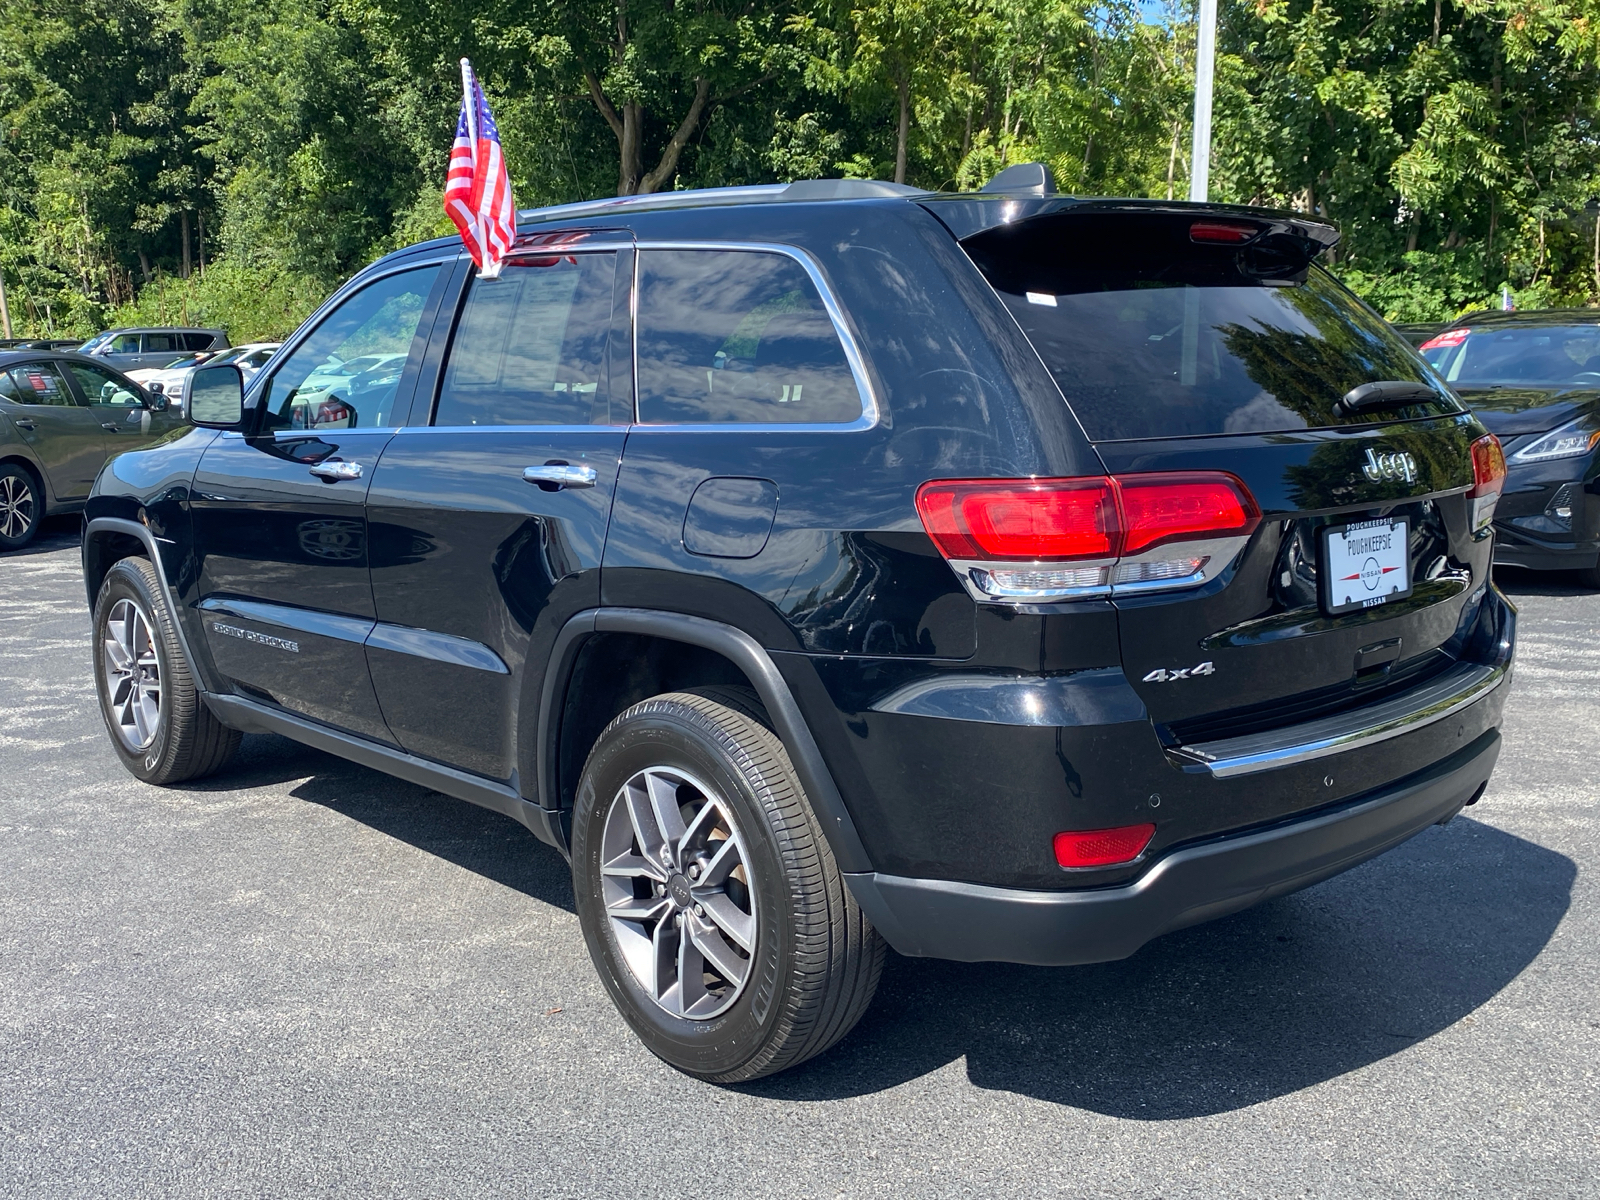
(635, 249, 863, 425)
(435, 252, 616, 426)
(182, 332, 216, 351)
(1421, 324, 1600, 386)
(964, 214, 1460, 441)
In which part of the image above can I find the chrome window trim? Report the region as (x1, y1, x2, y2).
(399, 424, 623, 436)
(246, 255, 458, 410)
(629, 241, 880, 433)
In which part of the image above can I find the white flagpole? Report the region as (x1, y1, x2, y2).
(1189, 0, 1217, 203)
(460, 58, 477, 148)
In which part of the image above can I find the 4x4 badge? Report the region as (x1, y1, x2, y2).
(1362, 448, 1418, 484)
(1143, 661, 1215, 683)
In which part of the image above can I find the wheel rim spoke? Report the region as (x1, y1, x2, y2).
(687, 914, 749, 987)
(599, 763, 759, 1022)
(101, 598, 161, 752)
(695, 891, 757, 953)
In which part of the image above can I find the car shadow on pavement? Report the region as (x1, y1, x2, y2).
(2, 514, 83, 557)
(183, 732, 577, 915)
(1493, 564, 1594, 597)
(745, 817, 1573, 1118)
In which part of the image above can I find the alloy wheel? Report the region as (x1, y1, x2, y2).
(0, 474, 36, 541)
(600, 766, 759, 1020)
(103, 598, 162, 751)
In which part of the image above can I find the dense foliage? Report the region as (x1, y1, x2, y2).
(2, 0, 1598, 340)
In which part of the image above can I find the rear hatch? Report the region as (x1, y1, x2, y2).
(956, 206, 1497, 751)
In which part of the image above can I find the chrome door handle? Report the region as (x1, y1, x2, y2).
(309, 461, 364, 482)
(523, 463, 597, 489)
(14, 420, 36, 430)
(101, 422, 121, 432)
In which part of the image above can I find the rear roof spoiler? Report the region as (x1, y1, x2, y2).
(917, 194, 1340, 251)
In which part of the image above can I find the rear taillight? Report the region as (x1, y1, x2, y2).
(915, 472, 1260, 601)
(1054, 823, 1156, 869)
(1469, 433, 1506, 534)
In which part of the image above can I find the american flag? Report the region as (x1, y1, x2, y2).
(444, 59, 515, 278)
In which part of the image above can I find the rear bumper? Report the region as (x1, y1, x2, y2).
(845, 728, 1500, 966)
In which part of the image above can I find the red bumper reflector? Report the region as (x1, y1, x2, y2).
(1053, 823, 1157, 868)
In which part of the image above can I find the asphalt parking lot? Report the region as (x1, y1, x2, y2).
(1, 519, 1596, 1198)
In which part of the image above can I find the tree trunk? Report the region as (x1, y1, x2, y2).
(0, 268, 11, 339)
(894, 74, 910, 185)
(137, 248, 152, 284)
(1405, 210, 1420, 254)
(181, 209, 191, 280)
(1166, 120, 1181, 200)
(1593, 213, 1599, 299)
(639, 79, 711, 194)
(198, 210, 206, 277)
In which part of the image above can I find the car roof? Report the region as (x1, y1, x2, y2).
(381, 177, 1337, 266)
(0, 349, 142, 376)
(1442, 308, 1600, 331)
(92, 326, 228, 336)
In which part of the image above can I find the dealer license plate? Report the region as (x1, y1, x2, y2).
(1321, 518, 1412, 615)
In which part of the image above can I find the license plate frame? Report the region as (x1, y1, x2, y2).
(1320, 517, 1412, 616)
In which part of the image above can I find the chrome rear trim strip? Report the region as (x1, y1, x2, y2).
(1172, 657, 1511, 778)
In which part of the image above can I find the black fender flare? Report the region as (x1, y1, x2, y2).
(537, 607, 873, 874)
(82, 517, 208, 679)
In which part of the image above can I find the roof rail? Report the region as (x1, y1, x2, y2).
(516, 178, 926, 225)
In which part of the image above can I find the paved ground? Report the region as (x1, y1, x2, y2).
(1, 518, 1596, 1198)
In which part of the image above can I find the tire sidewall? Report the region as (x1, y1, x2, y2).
(573, 705, 796, 1078)
(0, 464, 42, 551)
(92, 562, 176, 781)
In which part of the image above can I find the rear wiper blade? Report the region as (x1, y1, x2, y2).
(1337, 380, 1439, 416)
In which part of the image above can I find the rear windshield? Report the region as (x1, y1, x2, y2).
(1421, 324, 1600, 387)
(963, 213, 1460, 441)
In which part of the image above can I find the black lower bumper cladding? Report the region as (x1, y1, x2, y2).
(845, 729, 1501, 966)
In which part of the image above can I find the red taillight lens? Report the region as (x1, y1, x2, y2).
(915, 473, 1260, 562)
(1190, 220, 1260, 244)
(1054, 823, 1156, 868)
(1419, 327, 1470, 351)
(915, 478, 1118, 561)
(1116, 473, 1261, 555)
(1470, 434, 1506, 497)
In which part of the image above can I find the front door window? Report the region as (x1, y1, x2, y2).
(261, 265, 443, 432)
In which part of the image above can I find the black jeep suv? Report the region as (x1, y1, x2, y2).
(82, 174, 1515, 1082)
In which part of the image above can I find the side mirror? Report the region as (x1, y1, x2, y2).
(187, 363, 245, 429)
(145, 386, 169, 413)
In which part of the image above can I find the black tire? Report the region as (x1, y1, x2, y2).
(0, 462, 43, 550)
(92, 556, 241, 785)
(1576, 564, 1600, 590)
(572, 686, 884, 1082)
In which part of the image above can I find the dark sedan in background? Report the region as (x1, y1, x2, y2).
(0, 351, 184, 549)
(1421, 310, 1600, 586)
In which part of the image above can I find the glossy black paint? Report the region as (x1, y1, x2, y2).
(366, 427, 625, 781)
(80, 188, 1515, 929)
(190, 428, 398, 741)
(1457, 384, 1600, 572)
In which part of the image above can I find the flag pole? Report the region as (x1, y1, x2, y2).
(460, 58, 477, 149)
(1188, 0, 1217, 203)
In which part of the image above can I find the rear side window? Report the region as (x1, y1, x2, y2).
(964, 213, 1460, 441)
(434, 252, 617, 426)
(2, 363, 76, 406)
(181, 332, 216, 352)
(635, 249, 862, 425)
(144, 333, 179, 353)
